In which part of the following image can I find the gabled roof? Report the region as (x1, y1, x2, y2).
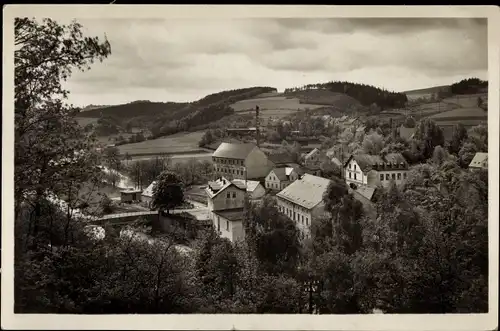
(305, 148, 320, 159)
(344, 153, 408, 172)
(399, 125, 416, 140)
(331, 157, 342, 167)
(267, 151, 295, 165)
(276, 174, 331, 210)
(213, 208, 245, 222)
(469, 152, 488, 168)
(232, 179, 262, 193)
(213, 142, 257, 160)
(271, 167, 288, 181)
(142, 181, 157, 197)
(205, 177, 246, 198)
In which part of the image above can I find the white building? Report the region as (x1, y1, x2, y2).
(343, 153, 409, 188)
(276, 174, 331, 237)
(468, 152, 488, 171)
(141, 181, 156, 207)
(265, 165, 301, 191)
(205, 177, 247, 242)
(212, 142, 273, 180)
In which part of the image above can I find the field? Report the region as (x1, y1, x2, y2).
(428, 107, 487, 121)
(441, 93, 487, 108)
(75, 117, 100, 127)
(117, 131, 207, 156)
(404, 85, 450, 101)
(230, 96, 323, 112)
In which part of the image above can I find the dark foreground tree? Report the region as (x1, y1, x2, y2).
(152, 171, 184, 214)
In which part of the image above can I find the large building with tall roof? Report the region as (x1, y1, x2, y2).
(212, 142, 273, 180)
(275, 174, 331, 235)
(343, 153, 409, 188)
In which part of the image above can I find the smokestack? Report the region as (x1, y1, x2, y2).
(255, 105, 260, 147)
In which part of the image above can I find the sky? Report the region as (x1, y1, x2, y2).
(62, 17, 488, 106)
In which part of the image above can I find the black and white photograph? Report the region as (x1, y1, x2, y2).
(2, 5, 498, 331)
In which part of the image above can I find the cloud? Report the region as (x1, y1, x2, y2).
(61, 17, 488, 105)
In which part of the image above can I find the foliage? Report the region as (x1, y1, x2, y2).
(450, 78, 488, 95)
(151, 171, 184, 214)
(412, 118, 445, 161)
(285, 81, 408, 110)
(362, 131, 384, 155)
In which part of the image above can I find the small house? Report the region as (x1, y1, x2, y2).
(265, 165, 301, 191)
(232, 179, 266, 200)
(468, 152, 488, 171)
(120, 189, 143, 203)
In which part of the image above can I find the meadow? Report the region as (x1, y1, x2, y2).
(117, 131, 208, 156)
(230, 96, 324, 112)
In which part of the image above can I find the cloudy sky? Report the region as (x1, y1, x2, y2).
(63, 17, 488, 106)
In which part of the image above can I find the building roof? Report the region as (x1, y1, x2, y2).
(205, 177, 246, 198)
(305, 148, 320, 159)
(142, 181, 157, 197)
(231, 179, 262, 193)
(352, 185, 377, 201)
(212, 142, 257, 160)
(399, 125, 416, 140)
(213, 208, 245, 222)
(270, 166, 297, 181)
(344, 153, 408, 172)
(276, 174, 331, 210)
(331, 157, 342, 167)
(469, 152, 488, 168)
(267, 151, 295, 165)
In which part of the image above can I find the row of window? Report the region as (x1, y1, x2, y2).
(214, 158, 244, 166)
(278, 205, 309, 226)
(380, 172, 407, 181)
(266, 182, 283, 190)
(348, 172, 359, 180)
(217, 167, 245, 176)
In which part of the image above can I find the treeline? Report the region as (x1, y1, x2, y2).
(285, 81, 408, 110)
(450, 77, 488, 95)
(149, 87, 276, 138)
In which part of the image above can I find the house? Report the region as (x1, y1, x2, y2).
(120, 189, 142, 203)
(205, 177, 247, 242)
(304, 148, 322, 167)
(142, 181, 156, 207)
(267, 151, 296, 167)
(212, 142, 273, 180)
(232, 179, 266, 200)
(276, 174, 331, 236)
(468, 152, 488, 171)
(344, 153, 409, 188)
(399, 125, 416, 140)
(265, 165, 301, 191)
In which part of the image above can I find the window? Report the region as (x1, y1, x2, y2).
(386, 174, 390, 180)
(226, 192, 230, 198)
(392, 173, 396, 180)
(349, 172, 351, 178)
(305, 218, 308, 226)
(349, 164, 351, 169)
(354, 164, 357, 170)
(380, 174, 384, 181)
(293, 212, 296, 220)
(232, 192, 236, 198)
(226, 220, 229, 231)
(302, 215, 304, 224)
(397, 173, 401, 180)
(403, 173, 407, 179)
(354, 173, 357, 180)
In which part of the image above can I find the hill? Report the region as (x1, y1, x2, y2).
(75, 86, 277, 143)
(404, 85, 451, 101)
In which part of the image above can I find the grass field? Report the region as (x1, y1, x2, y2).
(441, 93, 487, 108)
(428, 107, 487, 121)
(117, 131, 207, 156)
(75, 117, 100, 127)
(230, 96, 323, 112)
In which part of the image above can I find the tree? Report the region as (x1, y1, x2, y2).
(152, 171, 184, 214)
(458, 142, 478, 168)
(103, 146, 122, 171)
(14, 17, 111, 242)
(362, 132, 384, 155)
(431, 145, 448, 167)
(412, 119, 445, 160)
(403, 117, 416, 128)
(448, 123, 468, 155)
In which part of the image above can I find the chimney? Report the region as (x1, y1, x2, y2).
(255, 105, 260, 147)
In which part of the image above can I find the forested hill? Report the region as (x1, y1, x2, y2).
(76, 86, 277, 138)
(450, 78, 488, 95)
(284, 81, 408, 110)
